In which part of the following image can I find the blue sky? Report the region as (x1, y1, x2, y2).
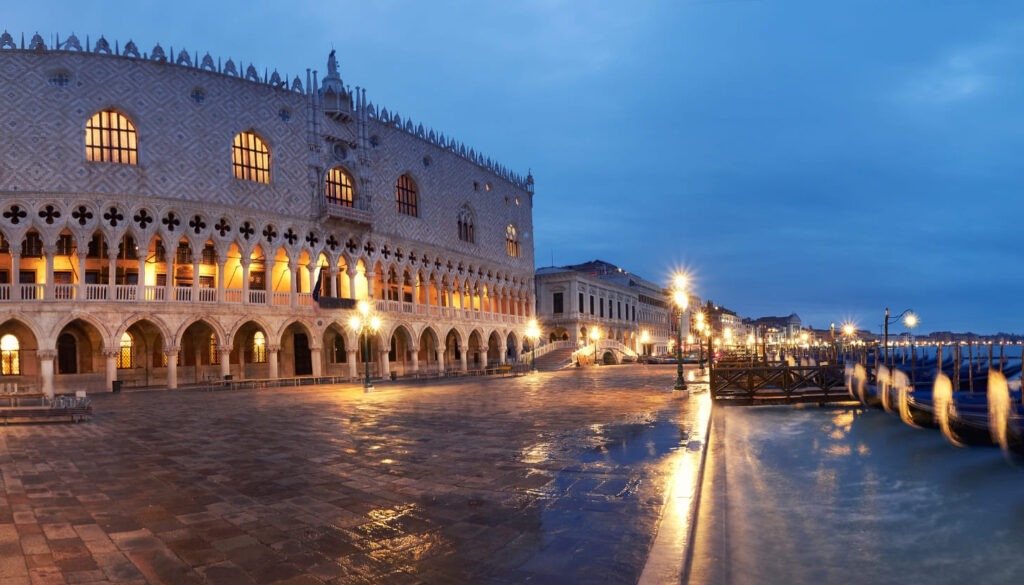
(5, 0, 1024, 334)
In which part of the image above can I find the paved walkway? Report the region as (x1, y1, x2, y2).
(1, 365, 711, 585)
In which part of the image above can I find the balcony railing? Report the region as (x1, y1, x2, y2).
(0, 283, 529, 325)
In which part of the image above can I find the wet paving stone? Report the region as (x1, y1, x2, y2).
(1, 366, 704, 583)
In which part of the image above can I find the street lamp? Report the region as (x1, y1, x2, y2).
(590, 327, 601, 366)
(640, 330, 651, 359)
(695, 311, 706, 374)
(672, 276, 689, 391)
(525, 319, 540, 373)
(883, 307, 917, 367)
(348, 300, 381, 392)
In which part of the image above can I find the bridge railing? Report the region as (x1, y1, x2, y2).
(711, 363, 847, 404)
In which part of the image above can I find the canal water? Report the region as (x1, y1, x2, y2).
(688, 404, 1024, 585)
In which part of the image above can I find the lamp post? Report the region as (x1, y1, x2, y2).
(525, 319, 540, 373)
(883, 307, 917, 368)
(672, 275, 689, 391)
(348, 300, 381, 392)
(695, 311, 706, 374)
(590, 327, 601, 366)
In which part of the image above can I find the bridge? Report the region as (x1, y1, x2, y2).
(710, 361, 851, 405)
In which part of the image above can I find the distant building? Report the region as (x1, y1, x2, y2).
(534, 260, 673, 356)
(744, 314, 803, 345)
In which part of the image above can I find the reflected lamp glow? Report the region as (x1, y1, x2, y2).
(525, 319, 541, 372)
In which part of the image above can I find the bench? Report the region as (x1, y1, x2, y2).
(1, 405, 92, 424)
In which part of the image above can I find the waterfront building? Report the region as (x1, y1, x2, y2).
(0, 33, 535, 394)
(534, 260, 671, 359)
(744, 314, 803, 346)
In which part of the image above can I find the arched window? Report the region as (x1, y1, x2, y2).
(252, 331, 267, 363)
(232, 131, 270, 183)
(395, 174, 418, 217)
(457, 204, 475, 243)
(1, 334, 20, 375)
(506, 225, 521, 258)
(85, 109, 138, 164)
(117, 332, 133, 369)
(326, 167, 355, 207)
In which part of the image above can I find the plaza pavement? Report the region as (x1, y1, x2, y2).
(1, 365, 712, 585)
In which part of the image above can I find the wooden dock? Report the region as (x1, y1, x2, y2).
(710, 363, 852, 405)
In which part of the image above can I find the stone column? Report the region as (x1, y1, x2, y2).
(268, 345, 280, 379)
(107, 251, 118, 300)
(380, 348, 390, 379)
(165, 349, 178, 390)
(288, 262, 298, 307)
(191, 255, 201, 302)
(219, 348, 231, 379)
(76, 251, 87, 300)
(104, 349, 117, 393)
(241, 257, 251, 304)
(217, 253, 227, 302)
(135, 253, 145, 301)
(329, 265, 339, 298)
(307, 261, 318, 298)
(310, 347, 323, 377)
(410, 349, 419, 373)
(365, 271, 376, 300)
(43, 244, 55, 300)
(38, 349, 55, 398)
(347, 267, 358, 299)
(460, 345, 469, 373)
(347, 348, 358, 378)
(164, 248, 175, 302)
(437, 346, 446, 373)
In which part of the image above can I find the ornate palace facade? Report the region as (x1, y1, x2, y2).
(0, 32, 535, 394)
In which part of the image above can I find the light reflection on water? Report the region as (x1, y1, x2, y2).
(711, 405, 1024, 585)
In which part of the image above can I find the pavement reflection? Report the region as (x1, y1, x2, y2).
(0, 365, 709, 584)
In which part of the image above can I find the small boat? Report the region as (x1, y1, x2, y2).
(933, 374, 995, 447)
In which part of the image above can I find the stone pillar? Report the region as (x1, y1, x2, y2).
(288, 262, 298, 307)
(191, 256, 201, 302)
(165, 349, 178, 390)
(347, 348, 358, 379)
(347, 267, 358, 299)
(38, 349, 56, 398)
(164, 249, 175, 302)
(107, 252, 118, 300)
(217, 254, 227, 302)
(410, 349, 419, 373)
(135, 254, 145, 301)
(241, 257, 251, 304)
(329, 266, 339, 298)
(437, 346, 446, 373)
(219, 348, 231, 379)
(268, 345, 280, 379)
(311, 347, 323, 377)
(76, 251, 87, 300)
(365, 271, 376, 299)
(43, 244, 55, 300)
(307, 261, 318, 298)
(460, 345, 469, 373)
(104, 349, 117, 393)
(380, 349, 390, 379)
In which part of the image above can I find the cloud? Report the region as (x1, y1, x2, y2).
(893, 30, 1022, 107)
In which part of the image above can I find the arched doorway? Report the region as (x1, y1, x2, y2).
(57, 333, 77, 374)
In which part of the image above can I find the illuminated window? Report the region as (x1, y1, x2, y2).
(326, 166, 354, 207)
(252, 332, 267, 363)
(396, 174, 418, 217)
(1, 334, 20, 375)
(116, 332, 133, 369)
(506, 225, 520, 258)
(457, 204, 475, 243)
(209, 335, 220, 365)
(232, 131, 270, 183)
(85, 110, 138, 165)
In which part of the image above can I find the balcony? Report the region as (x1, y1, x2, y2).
(325, 199, 372, 226)
(0, 283, 528, 326)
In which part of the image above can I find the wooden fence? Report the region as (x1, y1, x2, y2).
(710, 363, 850, 405)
